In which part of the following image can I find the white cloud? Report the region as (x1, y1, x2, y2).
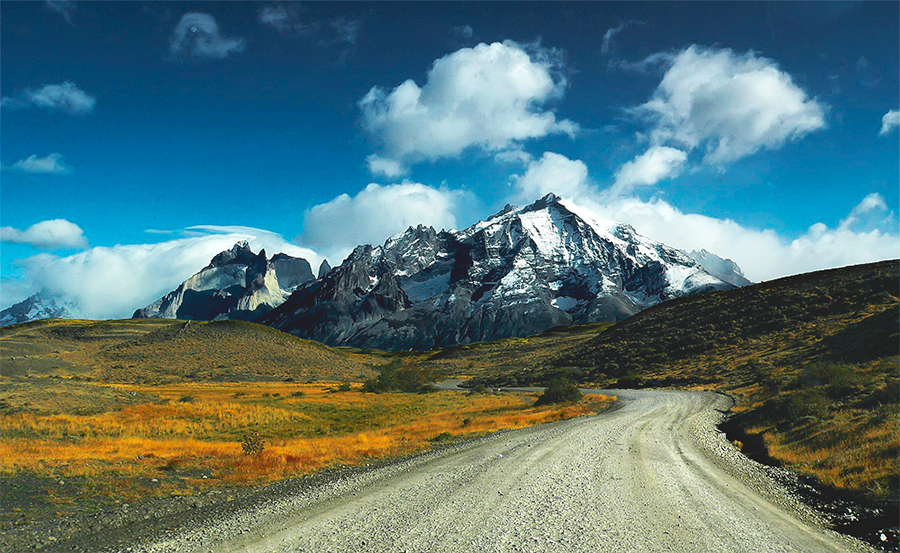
(360, 40, 577, 174)
(45, 0, 76, 24)
(4, 153, 72, 175)
(502, 150, 896, 282)
(1, 82, 95, 115)
(258, 4, 315, 36)
(366, 155, 408, 179)
(563, 193, 897, 283)
(635, 45, 827, 165)
(494, 148, 533, 165)
(1, 219, 87, 250)
(838, 193, 893, 231)
(11, 226, 318, 320)
(512, 152, 594, 202)
(880, 109, 899, 136)
(301, 182, 461, 262)
(610, 146, 687, 196)
(169, 13, 245, 60)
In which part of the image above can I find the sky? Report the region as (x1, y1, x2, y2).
(1, 1, 898, 319)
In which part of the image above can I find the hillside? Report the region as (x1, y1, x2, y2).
(1, 318, 380, 386)
(465, 260, 899, 508)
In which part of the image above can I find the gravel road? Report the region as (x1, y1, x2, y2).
(131, 389, 872, 553)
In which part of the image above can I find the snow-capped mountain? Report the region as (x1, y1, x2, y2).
(689, 249, 752, 287)
(261, 193, 736, 350)
(1, 293, 76, 326)
(133, 241, 315, 321)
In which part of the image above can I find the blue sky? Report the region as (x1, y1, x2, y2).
(1, 1, 898, 318)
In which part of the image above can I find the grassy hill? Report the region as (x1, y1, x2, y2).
(462, 260, 899, 506)
(1, 318, 382, 387)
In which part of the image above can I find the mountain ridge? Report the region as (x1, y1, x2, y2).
(261, 193, 734, 350)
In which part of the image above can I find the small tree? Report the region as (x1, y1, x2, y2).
(241, 431, 265, 455)
(534, 378, 582, 406)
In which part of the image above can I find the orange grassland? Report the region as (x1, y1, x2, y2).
(0, 381, 613, 494)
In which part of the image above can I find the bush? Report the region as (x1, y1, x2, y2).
(362, 361, 436, 393)
(241, 431, 265, 455)
(178, 395, 194, 403)
(534, 379, 582, 406)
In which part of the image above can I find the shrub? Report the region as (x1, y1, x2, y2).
(534, 379, 582, 406)
(178, 395, 194, 403)
(241, 431, 265, 456)
(290, 391, 305, 398)
(362, 361, 436, 393)
(431, 432, 453, 443)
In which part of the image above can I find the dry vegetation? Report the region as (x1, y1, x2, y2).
(1, 318, 381, 383)
(0, 320, 612, 524)
(0, 382, 610, 487)
(463, 260, 899, 505)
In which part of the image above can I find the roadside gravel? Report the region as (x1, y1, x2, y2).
(111, 389, 873, 553)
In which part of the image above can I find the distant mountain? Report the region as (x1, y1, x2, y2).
(133, 241, 315, 321)
(1, 293, 76, 326)
(261, 193, 735, 350)
(689, 249, 752, 287)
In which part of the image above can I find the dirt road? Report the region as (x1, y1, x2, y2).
(134, 390, 871, 553)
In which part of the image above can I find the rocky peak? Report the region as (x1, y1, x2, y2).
(318, 259, 332, 278)
(209, 240, 255, 268)
(519, 192, 562, 214)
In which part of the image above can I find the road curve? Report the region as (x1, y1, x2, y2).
(136, 390, 871, 553)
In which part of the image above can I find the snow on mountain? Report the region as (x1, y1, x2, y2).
(689, 249, 753, 287)
(133, 241, 315, 321)
(0, 293, 76, 326)
(261, 193, 736, 350)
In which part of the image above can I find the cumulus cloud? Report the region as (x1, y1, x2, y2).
(45, 0, 76, 24)
(504, 151, 896, 282)
(563, 193, 897, 283)
(1, 219, 87, 250)
(359, 41, 577, 175)
(3, 153, 72, 175)
(634, 45, 827, 165)
(610, 146, 687, 196)
(169, 13, 245, 60)
(1, 82, 96, 115)
(12, 226, 319, 320)
(301, 182, 461, 262)
(512, 152, 594, 202)
(880, 109, 899, 136)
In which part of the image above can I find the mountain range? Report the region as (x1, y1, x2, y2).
(3, 194, 750, 345)
(0, 293, 76, 326)
(260, 194, 736, 349)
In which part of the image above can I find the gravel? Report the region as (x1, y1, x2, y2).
(87, 389, 876, 553)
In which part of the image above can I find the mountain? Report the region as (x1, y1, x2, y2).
(318, 259, 332, 278)
(133, 241, 315, 321)
(689, 249, 752, 287)
(261, 193, 735, 350)
(0, 293, 76, 326)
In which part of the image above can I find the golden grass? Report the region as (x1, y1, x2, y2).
(0, 382, 613, 490)
(762, 408, 900, 497)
